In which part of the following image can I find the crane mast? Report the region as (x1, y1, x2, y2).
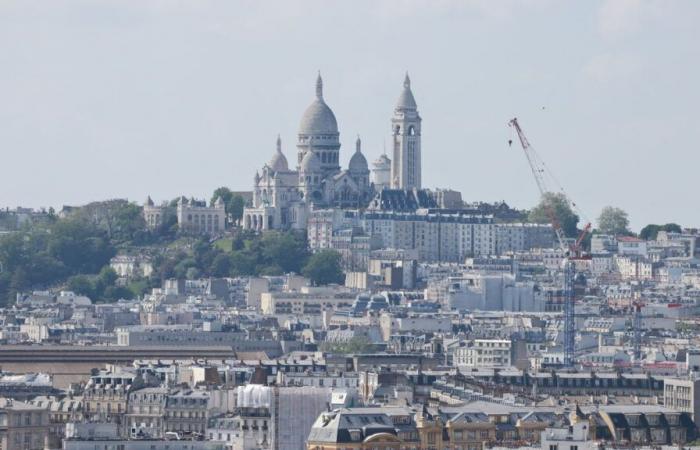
(509, 117, 585, 367)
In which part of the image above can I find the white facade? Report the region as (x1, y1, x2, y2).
(454, 339, 512, 368)
(243, 75, 388, 231)
(371, 153, 391, 192)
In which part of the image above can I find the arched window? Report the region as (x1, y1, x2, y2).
(408, 125, 416, 136)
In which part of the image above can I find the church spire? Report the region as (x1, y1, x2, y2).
(356, 135, 361, 153)
(276, 134, 282, 152)
(404, 72, 411, 89)
(316, 71, 323, 100)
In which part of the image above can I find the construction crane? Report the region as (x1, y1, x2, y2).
(508, 117, 591, 367)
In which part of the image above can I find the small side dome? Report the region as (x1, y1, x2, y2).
(214, 196, 225, 207)
(300, 151, 322, 173)
(269, 135, 289, 172)
(349, 135, 368, 173)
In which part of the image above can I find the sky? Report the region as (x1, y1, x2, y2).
(0, 0, 698, 231)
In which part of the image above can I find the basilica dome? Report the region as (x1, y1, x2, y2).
(269, 135, 289, 172)
(300, 150, 322, 173)
(349, 136, 368, 173)
(299, 74, 339, 136)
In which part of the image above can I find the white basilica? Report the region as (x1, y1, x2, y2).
(243, 73, 421, 231)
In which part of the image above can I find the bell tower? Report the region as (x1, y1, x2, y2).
(391, 73, 422, 189)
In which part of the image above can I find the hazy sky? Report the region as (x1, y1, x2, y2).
(0, 0, 698, 231)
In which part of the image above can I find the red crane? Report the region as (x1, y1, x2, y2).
(508, 118, 591, 256)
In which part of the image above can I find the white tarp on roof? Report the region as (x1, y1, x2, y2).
(236, 384, 271, 408)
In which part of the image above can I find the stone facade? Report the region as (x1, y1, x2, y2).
(143, 196, 225, 235)
(244, 74, 419, 232)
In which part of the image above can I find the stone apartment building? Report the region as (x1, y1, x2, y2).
(307, 406, 496, 450)
(83, 368, 136, 427)
(0, 398, 50, 450)
(164, 389, 209, 436)
(125, 386, 168, 438)
(453, 339, 512, 368)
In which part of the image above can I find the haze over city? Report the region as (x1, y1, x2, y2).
(1, 0, 698, 230)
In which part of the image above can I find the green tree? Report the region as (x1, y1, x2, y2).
(186, 267, 201, 280)
(261, 232, 309, 274)
(528, 192, 579, 238)
(209, 253, 232, 278)
(597, 206, 630, 236)
(48, 219, 115, 273)
(211, 187, 246, 224)
(103, 285, 134, 301)
(229, 195, 246, 223)
(639, 224, 661, 241)
(71, 199, 146, 244)
(639, 223, 682, 240)
(211, 187, 234, 208)
(66, 274, 96, 298)
(95, 266, 118, 294)
(303, 250, 344, 286)
(664, 223, 683, 234)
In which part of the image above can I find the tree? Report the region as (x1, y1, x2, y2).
(229, 195, 246, 223)
(639, 223, 683, 240)
(71, 199, 145, 243)
(66, 274, 96, 298)
(302, 250, 344, 286)
(211, 187, 246, 224)
(639, 224, 661, 241)
(211, 187, 234, 208)
(96, 266, 118, 293)
(209, 253, 232, 278)
(261, 232, 310, 274)
(597, 206, 630, 236)
(48, 219, 115, 273)
(528, 192, 579, 238)
(664, 223, 683, 234)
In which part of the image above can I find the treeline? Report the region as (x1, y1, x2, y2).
(0, 199, 174, 305)
(0, 217, 116, 305)
(155, 231, 305, 279)
(153, 230, 343, 286)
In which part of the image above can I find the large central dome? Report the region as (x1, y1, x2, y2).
(299, 74, 338, 136)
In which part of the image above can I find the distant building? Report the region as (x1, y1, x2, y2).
(0, 398, 50, 450)
(371, 153, 391, 192)
(110, 254, 153, 278)
(664, 377, 700, 427)
(176, 196, 226, 235)
(243, 74, 387, 231)
(453, 339, 512, 368)
(143, 196, 225, 235)
(617, 236, 648, 257)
